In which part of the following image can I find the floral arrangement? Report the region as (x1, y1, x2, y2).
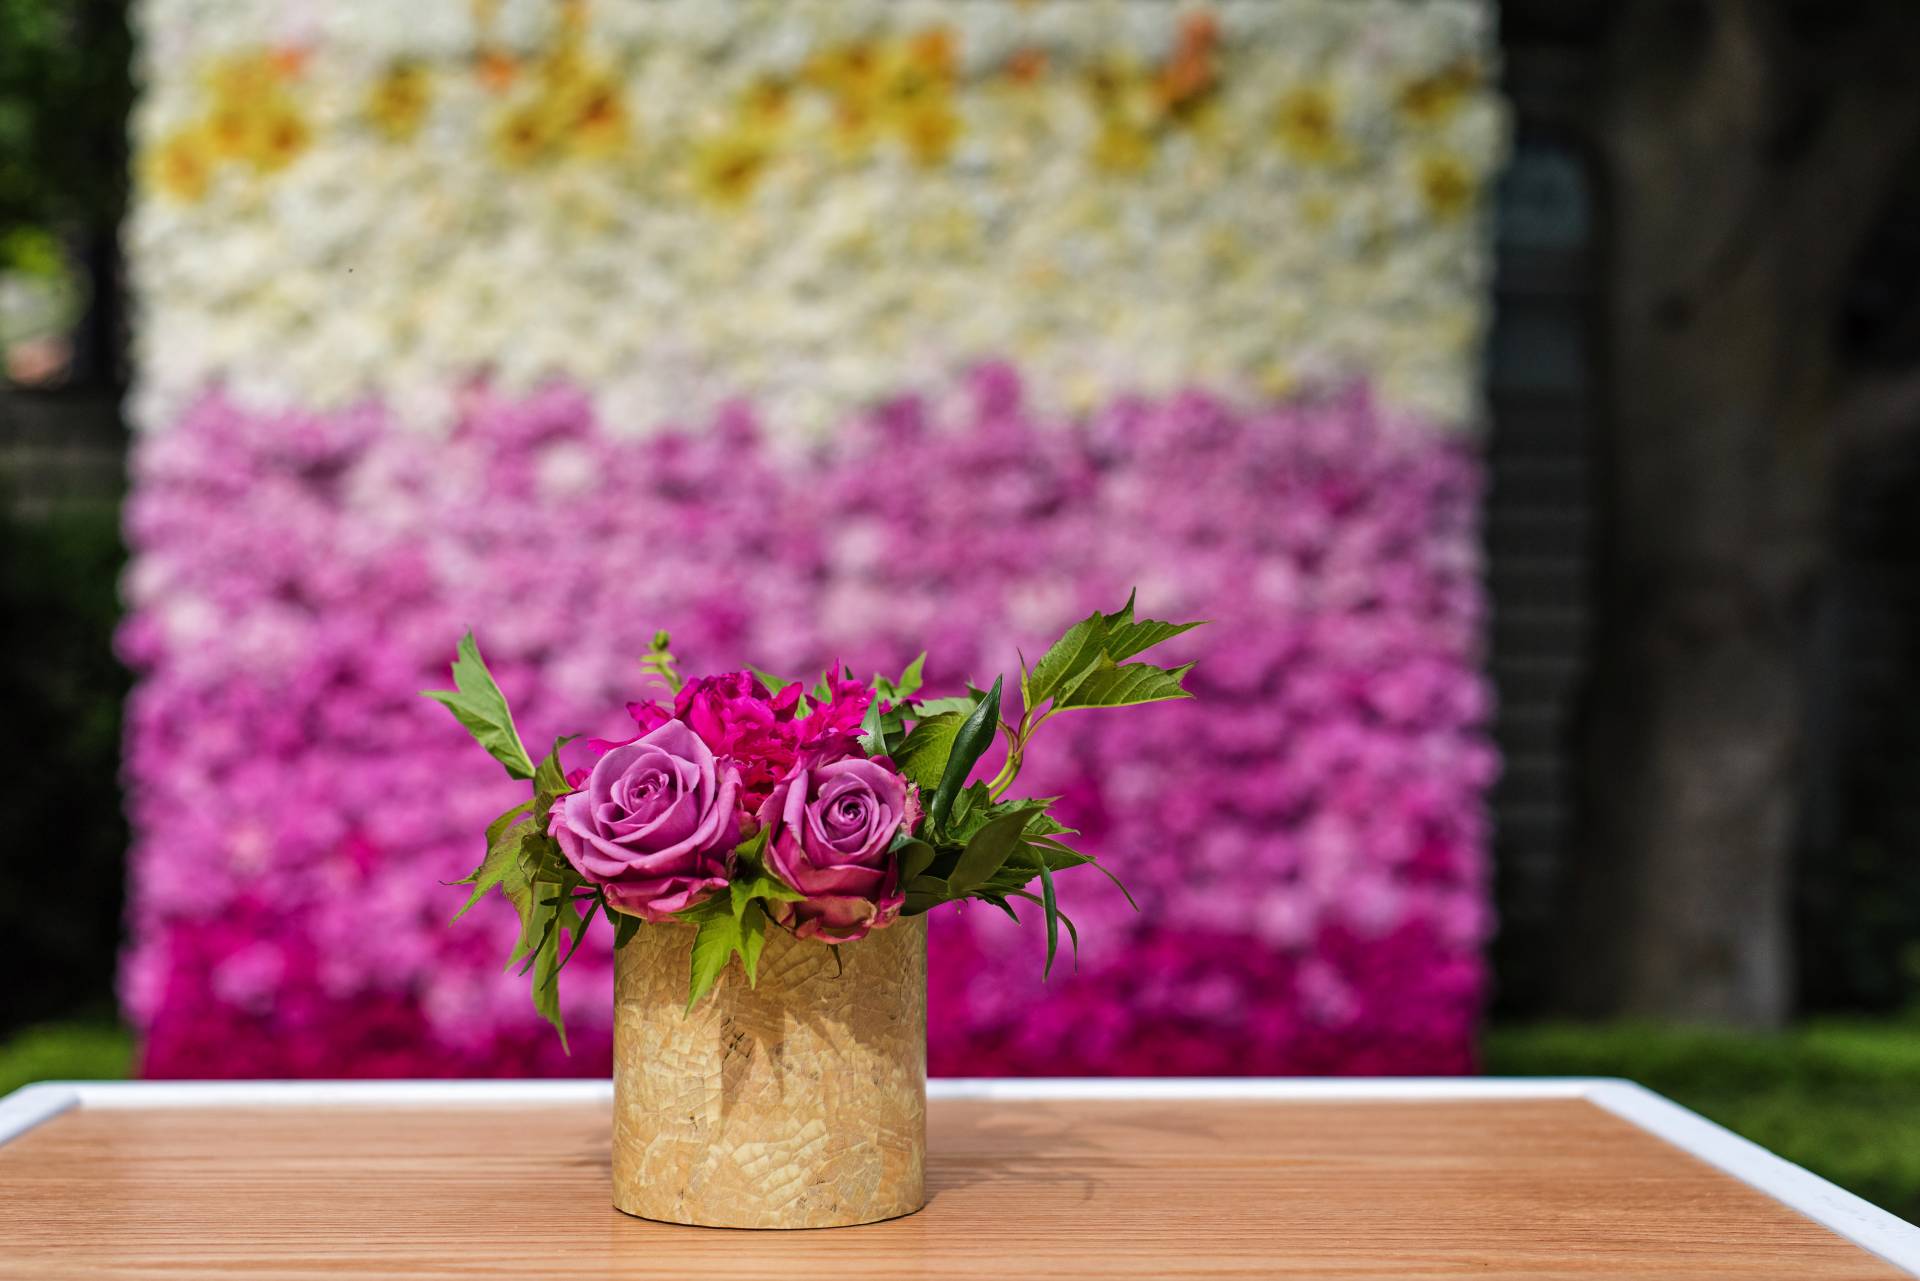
(427, 597, 1199, 1037)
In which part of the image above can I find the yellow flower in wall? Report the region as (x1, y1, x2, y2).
(1273, 86, 1343, 165)
(739, 77, 793, 130)
(491, 103, 556, 167)
(1093, 119, 1154, 174)
(1398, 62, 1482, 127)
(1086, 59, 1162, 173)
(693, 129, 775, 206)
(367, 63, 433, 140)
(247, 105, 311, 173)
(898, 102, 960, 165)
(148, 128, 213, 202)
(878, 29, 962, 164)
(804, 40, 886, 102)
(202, 52, 282, 107)
(558, 74, 629, 156)
(1418, 152, 1474, 220)
(199, 52, 296, 161)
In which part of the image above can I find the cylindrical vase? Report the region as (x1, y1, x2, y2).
(610, 913, 927, 1229)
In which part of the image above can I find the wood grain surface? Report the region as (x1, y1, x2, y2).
(0, 1096, 1901, 1280)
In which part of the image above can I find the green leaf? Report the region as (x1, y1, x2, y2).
(1035, 858, 1060, 979)
(858, 692, 887, 757)
(450, 800, 534, 923)
(1026, 611, 1109, 708)
(749, 665, 797, 695)
(893, 836, 938, 884)
(1053, 658, 1196, 710)
(611, 907, 641, 950)
(942, 781, 996, 841)
(529, 902, 568, 1053)
(875, 653, 927, 703)
(731, 870, 804, 916)
(1101, 618, 1204, 664)
(738, 901, 768, 986)
(1008, 887, 1080, 972)
(556, 894, 599, 972)
(675, 893, 735, 924)
(947, 810, 1028, 895)
(907, 694, 978, 718)
(893, 710, 966, 792)
(1099, 592, 1205, 662)
(421, 632, 536, 780)
(979, 894, 1021, 924)
(928, 675, 1002, 835)
(641, 631, 682, 694)
(686, 913, 743, 1013)
(532, 742, 572, 807)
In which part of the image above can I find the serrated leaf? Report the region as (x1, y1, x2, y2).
(876, 653, 926, 702)
(422, 632, 536, 780)
(893, 710, 965, 792)
(732, 870, 805, 915)
(686, 913, 743, 1012)
(1101, 618, 1204, 664)
(928, 675, 1001, 835)
(1027, 611, 1109, 708)
(1053, 659, 1196, 710)
(738, 900, 768, 986)
(675, 893, 735, 924)
(450, 801, 535, 923)
(947, 810, 1028, 895)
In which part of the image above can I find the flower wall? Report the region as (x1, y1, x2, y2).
(123, 0, 1505, 1076)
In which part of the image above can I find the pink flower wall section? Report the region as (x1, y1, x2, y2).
(120, 368, 1495, 1077)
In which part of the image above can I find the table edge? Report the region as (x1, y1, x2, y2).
(5, 1076, 1916, 1276)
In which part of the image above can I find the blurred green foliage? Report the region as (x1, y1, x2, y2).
(1488, 1020, 1920, 1222)
(0, 1021, 130, 1096)
(0, 0, 130, 236)
(0, 500, 128, 1034)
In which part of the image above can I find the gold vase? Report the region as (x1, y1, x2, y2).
(610, 912, 927, 1228)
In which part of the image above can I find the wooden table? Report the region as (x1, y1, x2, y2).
(2, 1078, 1915, 1279)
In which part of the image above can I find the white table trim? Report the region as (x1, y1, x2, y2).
(4, 1076, 1916, 1275)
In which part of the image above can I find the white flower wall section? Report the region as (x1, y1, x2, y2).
(130, 0, 1504, 439)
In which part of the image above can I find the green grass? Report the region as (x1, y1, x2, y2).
(1488, 1019, 1920, 1222)
(0, 1021, 132, 1097)
(3, 1017, 1917, 1222)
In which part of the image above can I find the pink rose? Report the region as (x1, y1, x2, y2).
(550, 719, 739, 921)
(760, 755, 914, 942)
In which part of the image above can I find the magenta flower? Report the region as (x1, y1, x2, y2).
(760, 755, 914, 942)
(671, 672, 801, 814)
(549, 719, 739, 921)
